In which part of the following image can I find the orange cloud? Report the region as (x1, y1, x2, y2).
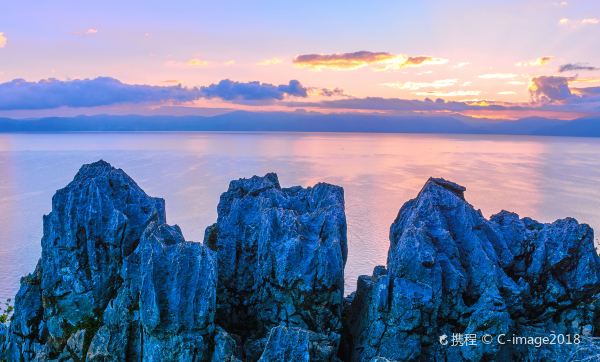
(0, 32, 6, 48)
(414, 90, 481, 97)
(257, 57, 283, 66)
(165, 58, 210, 68)
(293, 51, 447, 71)
(515, 56, 553, 67)
(381, 79, 458, 90)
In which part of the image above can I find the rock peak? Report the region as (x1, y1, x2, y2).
(73, 159, 118, 180)
(423, 176, 467, 199)
(226, 172, 281, 195)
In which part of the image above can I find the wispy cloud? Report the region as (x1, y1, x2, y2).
(559, 17, 599, 26)
(414, 90, 481, 97)
(166, 58, 239, 68)
(381, 79, 458, 90)
(452, 62, 470, 69)
(74, 28, 99, 36)
(165, 58, 210, 68)
(479, 73, 518, 79)
(293, 51, 447, 71)
(0, 32, 6, 48)
(559, 63, 599, 72)
(257, 57, 283, 66)
(498, 91, 517, 95)
(582, 18, 600, 25)
(186, 58, 209, 67)
(515, 56, 553, 67)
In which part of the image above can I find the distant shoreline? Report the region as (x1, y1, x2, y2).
(1, 111, 599, 137)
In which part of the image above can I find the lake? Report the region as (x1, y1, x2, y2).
(1, 132, 599, 302)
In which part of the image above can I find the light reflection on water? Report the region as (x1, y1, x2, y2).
(1, 132, 599, 301)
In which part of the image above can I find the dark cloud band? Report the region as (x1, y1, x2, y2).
(200, 79, 307, 101)
(0, 77, 202, 110)
(0, 77, 310, 110)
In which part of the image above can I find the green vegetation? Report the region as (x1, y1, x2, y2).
(0, 298, 13, 324)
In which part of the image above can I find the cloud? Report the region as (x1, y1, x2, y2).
(515, 56, 553, 67)
(166, 58, 237, 68)
(200, 79, 308, 101)
(381, 79, 458, 90)
(582, 18, 600, 25)
(74, 28, 99, 36)
(401, 56, 448, 68)
(0, 32, 7, 48)
(257, 58, 283, 66)
(479, 73, 518, 79)
(311, 87, 347, 97)
(414, 90, 481, 97)
(292, 51, 447, 71)
(498, 91, 517, 95)
(286, 97, 521, 114)
(559, 63, 599, 72)
(0, 77, 314, 110)
(187, 58, 209, 67)
(452, 62, 470, 69)
(0, 77, 204, 110)
(528, 76, 573, 103)
(559, 18, 599, 26)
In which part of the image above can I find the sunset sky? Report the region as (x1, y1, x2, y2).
(1, 0, 600, 120)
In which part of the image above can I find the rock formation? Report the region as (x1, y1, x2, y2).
(0, 162, 348, 362)
(1, 161, 218, 361)
(1, 162, 599, 361)
(204, 173, 348, 360)
(342, 177, 600, 361)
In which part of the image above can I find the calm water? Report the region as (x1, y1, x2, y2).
(1, 132, 600, 302)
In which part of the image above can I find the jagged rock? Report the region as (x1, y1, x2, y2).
(343, 177, 600, 361)
(211, 327, 242, 362)
(204, 173, 348, 345)
(65, 329, 86, 360)
(256, 325, 339, 362)
(3, 161, 218, 361)
(7, 162, 598, 362)
(258, 326, 311, 362)
(136, 222, 217, 361)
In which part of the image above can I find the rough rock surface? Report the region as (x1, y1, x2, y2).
(1, 161, 218, 361)
(204, 173, 348, 358)
(3, 162, 600, 362)
(343, 177, 600, 361)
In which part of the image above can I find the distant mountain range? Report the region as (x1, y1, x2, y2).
(0, 111, 599, 137)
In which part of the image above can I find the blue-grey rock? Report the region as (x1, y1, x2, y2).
(256, 325, 340, 362)
(136, 222, 217, 361)
(3, 161, 218, 361)
(211, 326, 242, 362)
(204, 173, 348, 347)
(344, 177, 600, 361)
(258, 326, 311, 362)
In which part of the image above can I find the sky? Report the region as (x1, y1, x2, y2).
(1, 0, 600, 120)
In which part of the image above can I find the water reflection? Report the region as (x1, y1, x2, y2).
(0, 132, 599, 301)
